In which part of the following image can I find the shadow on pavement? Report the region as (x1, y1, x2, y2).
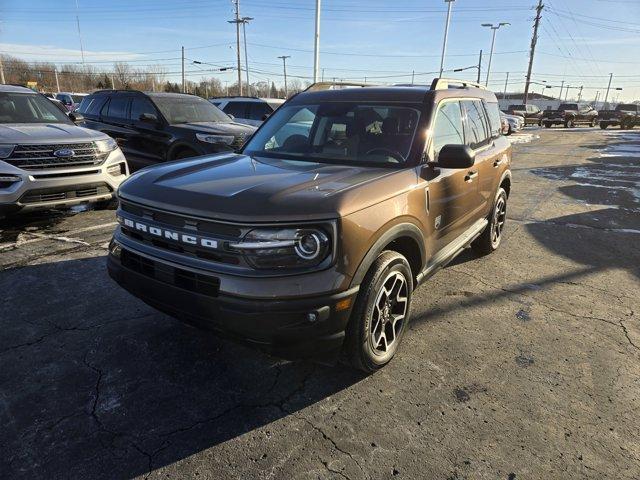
(0, 256, 364, 479)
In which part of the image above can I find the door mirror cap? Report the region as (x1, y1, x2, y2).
(68, 112, 84, 124)
(227, 114, 235, 121)
(139, 112, 158, 123)
(437, 144, 476, 169)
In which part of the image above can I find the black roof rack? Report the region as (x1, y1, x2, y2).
(302, 81, 372, 93)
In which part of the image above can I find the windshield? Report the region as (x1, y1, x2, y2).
(558, 103, 578, 110)
(508, 104, 525, 110)
(152, 95, 231, 124)
(616, 104, 636, 111)
(0, 92, 71, 124)
(243, 102, 422, 166)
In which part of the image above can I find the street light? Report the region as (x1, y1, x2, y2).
(439, 0, 456, 77)
(481, 22, 509, 86)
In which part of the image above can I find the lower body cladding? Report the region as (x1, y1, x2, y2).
(107, 239, 358, 364)
(0, 149, 128, 216)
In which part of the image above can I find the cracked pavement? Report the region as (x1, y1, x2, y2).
(1, 128, 639, 479)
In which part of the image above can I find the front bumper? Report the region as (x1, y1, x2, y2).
(107, 241, 358, 363)
(0, 149, 128, 214)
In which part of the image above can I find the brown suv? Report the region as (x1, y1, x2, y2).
(107, 78, 512, 372)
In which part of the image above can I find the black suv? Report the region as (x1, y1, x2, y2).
(78, 91, 256, 170)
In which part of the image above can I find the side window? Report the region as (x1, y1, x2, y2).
(105, 96, 130, 120)
(248, 102, 273, 120)
(130, 97, 157, 122)
(462, 100, 490, 149)
(484, 101, 503, 139)
(77, 97, 92, 114)
(86, 97, 106, 116)
(431, 101, 464, 159)
(223, 101, 249, 118)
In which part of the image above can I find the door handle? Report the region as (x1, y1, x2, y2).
(464, 171, 478, 182)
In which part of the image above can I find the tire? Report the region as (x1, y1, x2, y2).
(172, 148, 197, 160)
(471, 187, 507, 256)
(344, 250, 413, 373)
(544, 122, 552, 128)
(564, 118, 575, 128)
(600, 123, 608, 130)
(507, 125, 513, 135)
(94, 197, 117, 210)
(590, 118, 597, 128)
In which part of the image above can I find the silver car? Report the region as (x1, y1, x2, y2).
(0, 85, 129, 217)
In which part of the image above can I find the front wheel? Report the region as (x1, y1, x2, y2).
(344, 251, 413, 373)
(472, 187, 507, 256)
(590, 118, 597, 127)
(544, 122, 552, 128)
(600, 123, 608, 130)
(564, 118, 575, 128)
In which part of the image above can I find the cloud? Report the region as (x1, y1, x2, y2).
(0, 43, 143, 62)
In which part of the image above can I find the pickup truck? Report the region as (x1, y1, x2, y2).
(541, 103, 598, 128)
(505, 104, 542, 126)
(599, 103, 640, 130)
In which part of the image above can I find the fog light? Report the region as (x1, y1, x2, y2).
(107, 163, 125, 177)
(108, 240, 122, 258)
(306, 312, 318, 323)
(0, 174, 21, 189)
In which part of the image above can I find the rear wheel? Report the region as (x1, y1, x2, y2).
(600, 123, 608, 130)
(344, 251, 413, 373)
(544, 122, 552, 128)
(472, 187, 507, 256)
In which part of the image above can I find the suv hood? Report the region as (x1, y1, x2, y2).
(118, 153, 416, 222)
(0, 123, 108, 144)
(171, 121, 256, 135)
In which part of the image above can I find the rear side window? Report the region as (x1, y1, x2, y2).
(104, 96, 130, 120)
(78, 96, 106, 116)
(431, 101, 464, 158)
(484, 101, 502, 139)
(462, 100, 490, 149)
(223, 101, 250, 118)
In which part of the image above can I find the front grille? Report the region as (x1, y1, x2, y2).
(19, 182, 112, 204)
(119, 199, 247, 267)
(6, 142, 109, 170)
(121, 248, 220, 297)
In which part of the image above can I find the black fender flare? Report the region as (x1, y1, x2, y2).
(349, 222, 426, 289)
(498, 169, 512, 196)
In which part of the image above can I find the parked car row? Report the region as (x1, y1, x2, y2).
(209, 96, 285, 126)
(598, 103, 640, 130)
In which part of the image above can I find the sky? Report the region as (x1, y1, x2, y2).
(1, 0, 639, 101)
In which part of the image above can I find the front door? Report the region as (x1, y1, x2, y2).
(424, 99, 479, 251)
(127, 96, 169, 169)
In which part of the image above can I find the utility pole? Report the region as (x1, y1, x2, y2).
(241, 17, 253, 95)
(439, 0, 455, 77)
(577, 85, 583, 101)
(54, 67, 60, 92)
(411, 70, 415, 85)
(181, 46, 185, 93)
(503, 72, 509, 99)
(603, 73, 613, 107)
(477, 50, 482, 83)
(313, 0, 321, 82)
(110, 75, 115, 89)
(74, 0, 85, 67)
(278, 55, 290, 97)
(558, 79, 564, 101)
(564, 85, 570, 101)
(229, 0, 243, 95)
(523, 0, 543, 105)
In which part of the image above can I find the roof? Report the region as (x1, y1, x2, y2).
(289, 86, 432, 104)
(0, 84, 37, 94)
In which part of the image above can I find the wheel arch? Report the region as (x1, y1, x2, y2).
(167, 141, 200, 161)
(349, 222, 425, 290)
(499, 170, 512, 198)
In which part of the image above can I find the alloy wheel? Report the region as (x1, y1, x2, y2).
(370, 271, 408, 355)
(491, 196, 507, 247)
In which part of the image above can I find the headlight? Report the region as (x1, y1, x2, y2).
(196, 133, 234, 145)
(0, 144, 16, 159)
(230, 227, 331, 270)
(95, 138, 118, 153)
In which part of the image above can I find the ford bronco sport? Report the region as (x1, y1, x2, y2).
(107, 78, 512, 372)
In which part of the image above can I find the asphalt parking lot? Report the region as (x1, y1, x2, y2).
(2, 127, 639, 479)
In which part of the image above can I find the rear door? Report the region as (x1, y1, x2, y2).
(461, 100, 494, 217)
(98, 94, 135, 153)
(476, 101, 509, 214)
(422, 99, 479, 251)
(126, 95, 169, 168)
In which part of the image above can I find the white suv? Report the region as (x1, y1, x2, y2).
(0, 85, 129, 217)
(209, 97, 284, 126)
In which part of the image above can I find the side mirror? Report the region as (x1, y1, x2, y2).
(227, 114, 235, 121)
(139, 113, 158, 123)
(437, 144, 475, 169)
(68, 112, 84, 124)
